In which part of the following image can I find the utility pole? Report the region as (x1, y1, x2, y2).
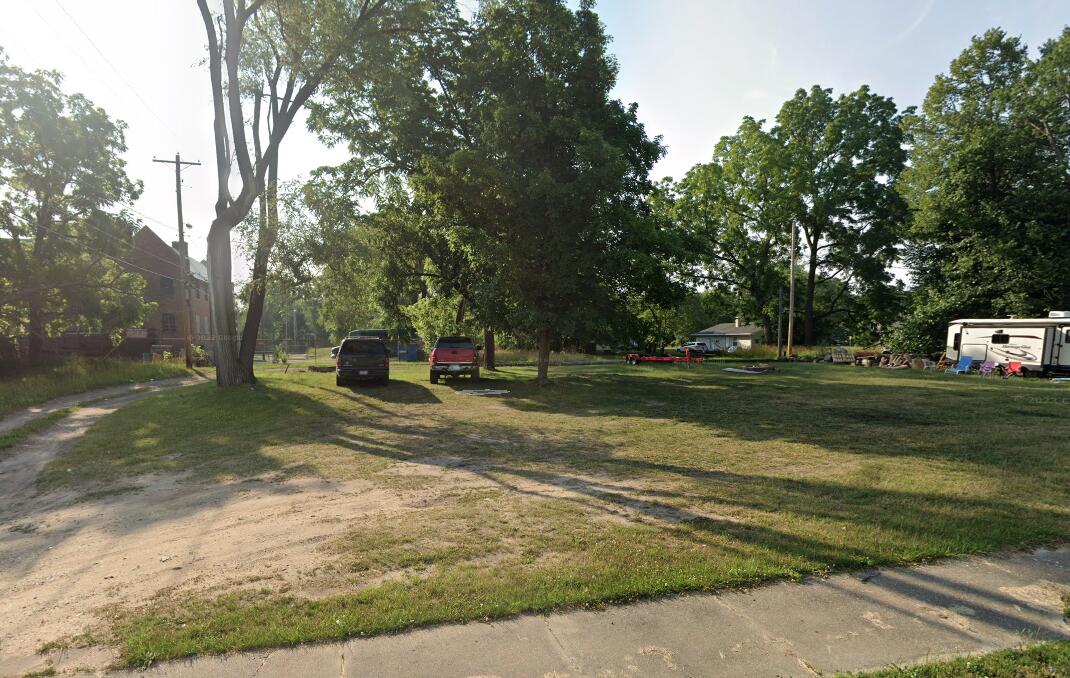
(777, 286, 784, 359)
(153, 153, 201, 368)
(786, 223, 797, 358)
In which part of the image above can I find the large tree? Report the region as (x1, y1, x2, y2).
(774, 85, 910, 346)
(315, 0, 676, 382)
(196, 0, 417, 386)
(894, 27, 1070, 352)
(0, 51, 148, 363)
(670, 118, 790, 341)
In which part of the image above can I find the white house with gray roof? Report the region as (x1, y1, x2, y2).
(691, 320, 765, 350)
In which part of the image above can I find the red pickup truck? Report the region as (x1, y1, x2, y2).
(429, 336, 480, 384)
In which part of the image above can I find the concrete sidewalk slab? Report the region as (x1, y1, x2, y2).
(102, 547, 1069, 678)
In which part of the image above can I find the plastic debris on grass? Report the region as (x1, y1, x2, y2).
(723, 364, 778, 375)
(457, 389, 511, 396)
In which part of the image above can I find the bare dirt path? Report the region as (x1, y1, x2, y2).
(0, 375, 207, 437)
(0, 380, 432, 677)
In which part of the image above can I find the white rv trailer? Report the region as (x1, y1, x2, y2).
(946, 311, 1070, 376)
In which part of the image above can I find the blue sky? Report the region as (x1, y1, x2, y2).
(597, 0, 1069, 180)
(0, 0, 1067, 270)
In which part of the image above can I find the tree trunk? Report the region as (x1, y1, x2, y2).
(761, 313, 774, 344)
(535, 326, 551, 384)
(27, 204, 49, 365)
(26, 307, 44, 365)
(483, 329, 496, 370)
(804, 246, 819, 347)
(237, 164, 279, 384)
(207, 219, 246, 386)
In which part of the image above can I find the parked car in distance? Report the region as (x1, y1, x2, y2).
(336, 336, 389, 386)
(429, 336, 480, 384)
(675, 341, 710, 355)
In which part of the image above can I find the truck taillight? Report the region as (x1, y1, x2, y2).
(335, 358, 341, 369)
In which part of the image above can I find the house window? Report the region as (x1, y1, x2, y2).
(194, 315, 200, 335)
(195, 285, 200, 299)
(160, 277, 174, 295)
(161, 313, 177, 334)
(991, 332, 1010, 344)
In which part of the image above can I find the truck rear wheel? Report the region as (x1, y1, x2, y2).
(430, 371, 439, 384)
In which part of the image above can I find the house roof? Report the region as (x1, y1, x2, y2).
(134, 227, 208, 282)
(694, 322, 763, 336)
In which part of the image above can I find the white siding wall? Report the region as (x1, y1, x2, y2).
(694, 335, 758, 349)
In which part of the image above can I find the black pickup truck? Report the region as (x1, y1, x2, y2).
(336, 337, 389, 386)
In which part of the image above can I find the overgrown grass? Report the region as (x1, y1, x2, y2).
(0, 408, 70, 457)
(0, 358, 190, 417)
(47, 362, 1070, 666)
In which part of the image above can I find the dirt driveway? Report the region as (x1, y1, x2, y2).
(0, 382, 512, 676)
(0, 383, 400, 675)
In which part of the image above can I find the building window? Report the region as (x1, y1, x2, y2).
(194, 315, 200, 335)
(161, 313, 177, 334)
(160, 277, 174, 295)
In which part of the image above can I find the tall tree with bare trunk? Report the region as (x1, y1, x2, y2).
(197, 0, 413, 386)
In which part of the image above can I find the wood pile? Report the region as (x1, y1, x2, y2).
(851, 351, 932, 369)
(826, 348, 937, 369)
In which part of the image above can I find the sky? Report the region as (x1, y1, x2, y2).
(0, 0, 1067, 280)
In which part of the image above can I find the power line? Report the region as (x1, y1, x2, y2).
(52, 0, 183, 145)
(45, 224, 177, 280)
(79, 219, 187, 272)
(120, 203, 180, 234)
(10, 213, 178, 281)
(26, 3, 130, 106)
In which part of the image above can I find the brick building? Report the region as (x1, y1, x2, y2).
(123, 227, 213, 356)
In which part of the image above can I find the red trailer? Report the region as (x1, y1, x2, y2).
(623, 350, 705, 365)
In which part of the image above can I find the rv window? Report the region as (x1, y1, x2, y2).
(952, 332, 961, 351)
(991, 333, 1010, 344)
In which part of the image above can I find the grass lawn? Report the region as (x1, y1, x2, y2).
(0, 358, 192, 417)
(41, 362, 1070, 666)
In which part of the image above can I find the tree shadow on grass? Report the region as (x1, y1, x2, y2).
(488, 365, 1070, 473)
(322, 411, 1069, 641)
(323, 407, 1068, 560)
